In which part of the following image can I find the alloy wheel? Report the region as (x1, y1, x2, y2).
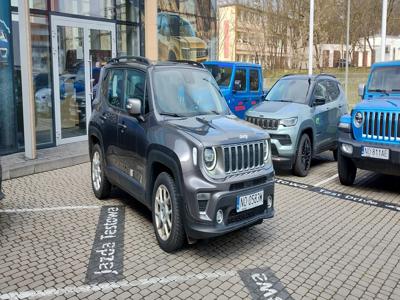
(154, 184, 173, 241)
(301, 139, 312, 171)
(92, 151, 102, 191)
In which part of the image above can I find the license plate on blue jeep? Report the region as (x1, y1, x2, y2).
(361, 146, 390, 160)
(236, 190, 264, 213)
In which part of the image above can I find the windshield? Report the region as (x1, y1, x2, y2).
(205, 65, 233, 87)
(368, 67, 400, 92)
(169, 16, 195, 37)
(266, 78, 310, 104)
(153, 67, 230, 117)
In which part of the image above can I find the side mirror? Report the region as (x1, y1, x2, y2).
(314, 97, 326, 106)
(358, 83, 365, 97)
(233, 83, 241, 92)
(126, 98, 142, 116)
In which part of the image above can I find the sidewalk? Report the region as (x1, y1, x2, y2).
(1, 141, 89, 180)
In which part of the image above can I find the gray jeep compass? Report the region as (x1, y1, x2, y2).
(89, 57, 275, 252)
(246, 74, 348, 176)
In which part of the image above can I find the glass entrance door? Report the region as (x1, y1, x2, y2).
(51, 17, 116, 144)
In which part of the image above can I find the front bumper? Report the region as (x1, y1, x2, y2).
(182, 167, 275, 239)
(339, 131, 400, 176)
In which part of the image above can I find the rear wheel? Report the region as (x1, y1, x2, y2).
(91, 143, 111, 199)
(152, 172, 185, 253)
(338, 151, 357, 186)
(293, 134, 312, 177)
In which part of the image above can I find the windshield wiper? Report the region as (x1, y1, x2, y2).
(368, 89, 390, 95)
(273, 99, 293, 103)
(160, 112, 186, 118)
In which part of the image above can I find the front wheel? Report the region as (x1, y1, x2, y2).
(152, 172, 185, 253)
(338, 151, 357, 186)
(293, 134, 312, 177)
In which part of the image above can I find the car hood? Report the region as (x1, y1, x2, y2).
(163, 115, 268, 146)
(247, 101, 308, 118)
(355, 98, 400, 111)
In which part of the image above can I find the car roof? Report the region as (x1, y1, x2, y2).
(204, 61, 262, 68)
(371, 60, 400, 69)
(105, 59, 208, 72)
(280, 74, 338, 81)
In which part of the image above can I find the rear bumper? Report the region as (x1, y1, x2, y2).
(339, 132, 400, 176)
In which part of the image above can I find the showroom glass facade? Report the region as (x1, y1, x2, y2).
(0, 0, 144, 155)
(158, 0, 217, 62)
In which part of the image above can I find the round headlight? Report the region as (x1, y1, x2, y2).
(263, 140, 270, 161)
(354, 112, 364, 128)
(204, 147, 217, 171)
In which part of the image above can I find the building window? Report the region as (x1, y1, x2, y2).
(116, 0, 142, 23)
(12, 13, 54, 149)
(11, 0, 47, 10)
(51, 0, 115, 19)
(117, 24, 140, 56)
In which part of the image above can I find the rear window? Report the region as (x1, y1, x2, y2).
(250, 69, 260, 91)
(205, 65, 232, 87)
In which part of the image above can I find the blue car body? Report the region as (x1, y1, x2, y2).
(0, 29, 9, 63)
(338, 60, 400, 184)
(204, 61, 264, 119)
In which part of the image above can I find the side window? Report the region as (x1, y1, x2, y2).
(125, 69, 146, 112)
(234, 68, 247, 92)
(107, 69, 125, 108)
(314, 81, 328, 103)
(326, 80, 341, 102)
(250, 69, 260, 91)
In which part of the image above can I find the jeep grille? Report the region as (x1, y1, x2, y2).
(360, 111, 400, 141)
(223, 141, 264, 174)
(246, 117, 279, 130)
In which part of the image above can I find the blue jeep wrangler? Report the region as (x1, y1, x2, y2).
(338, 60, 400, 185)
(204, 61, 264, 119)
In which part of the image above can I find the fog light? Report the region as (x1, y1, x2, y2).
(267, 195, 273, 208)
(216, 209, 224, 224)
(341, 143, 353, 155)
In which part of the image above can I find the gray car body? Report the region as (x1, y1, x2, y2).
(246, 75, 348, 169)
(89, 61, 275, 240)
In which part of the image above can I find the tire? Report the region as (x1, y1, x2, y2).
(333, 149, 338, 161)
(293, 134, 312, 177)
(152, 172, 185, 253)
(338, 151, 357, 186)
(91, 143, 111, 199)
(168, 51, 177, 61)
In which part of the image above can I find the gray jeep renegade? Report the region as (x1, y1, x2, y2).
(89, 57, 275, 252)
(246, 74, 348, 176)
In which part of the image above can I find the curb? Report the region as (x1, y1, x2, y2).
(2, 154, 89, 181)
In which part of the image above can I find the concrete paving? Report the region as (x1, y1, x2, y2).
(0, 153, 399, 299)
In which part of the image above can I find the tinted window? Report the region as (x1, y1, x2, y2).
(205, 65, 232, 87)
(107, 69, 125, 108)
(326, 81, 340, 101)
(125, 69, 145, 111)
(250, 69, 260, 91)
(234, 69, 247, 92)
(266, 78, 310, 104)
(368, 67, 400, 92)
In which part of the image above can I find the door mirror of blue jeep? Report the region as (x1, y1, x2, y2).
(126, 98, 142, 116)
(314, 96, 326, 106)
(233, 82, 241, 92)
(358, 83, 365, 97)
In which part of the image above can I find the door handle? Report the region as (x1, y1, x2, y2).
(118, 123, 127, 130)
(100, 115, 107, 121)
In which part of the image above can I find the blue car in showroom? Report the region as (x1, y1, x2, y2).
(204, 61, 264, 119)
(0, 29, 9, 65)
(338, 60, 400, 185)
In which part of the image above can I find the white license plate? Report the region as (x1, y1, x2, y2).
(361, 146, 390, 160)
(236, 190, 264, 212)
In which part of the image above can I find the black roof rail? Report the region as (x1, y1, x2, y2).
(315, 73, 336, 79)
(108, 56, 151, 65)
(170, 60, 205, 69)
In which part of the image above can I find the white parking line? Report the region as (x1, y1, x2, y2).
(0, 271, 237, 300)
(314, 174, 339, 187)
(0, 205, 102, 214)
